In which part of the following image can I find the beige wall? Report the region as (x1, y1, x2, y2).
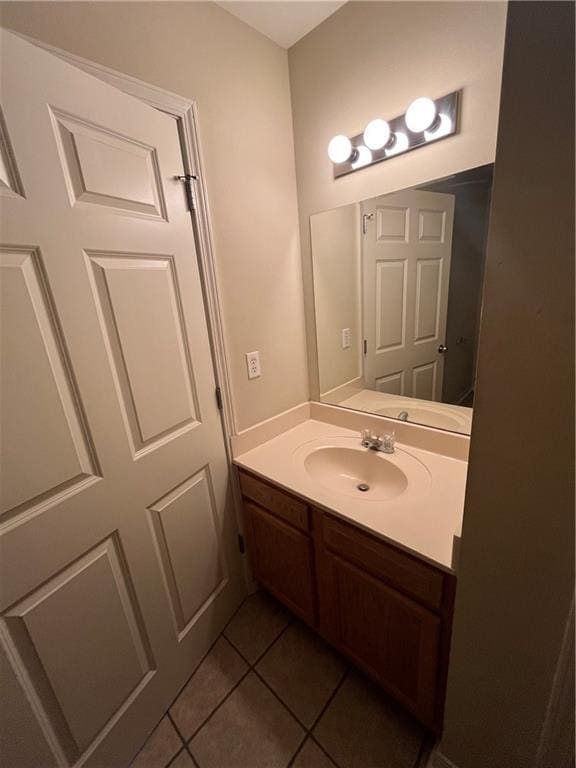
(310, 203, 361, 396)
(440, 3, 575, 767)
(288, 1, 507, 399)
(0, 1, 309, 432)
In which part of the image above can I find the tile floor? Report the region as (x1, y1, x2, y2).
(130, 592, 432, 768)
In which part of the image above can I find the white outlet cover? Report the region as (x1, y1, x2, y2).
(342, 328, 351, 349)
(246, 351, 261, 380)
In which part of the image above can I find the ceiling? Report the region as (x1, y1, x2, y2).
(216, 1, 347, 49)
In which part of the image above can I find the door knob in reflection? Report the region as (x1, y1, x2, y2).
(438, 344, 448, 354)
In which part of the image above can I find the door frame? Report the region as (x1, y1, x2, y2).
(12, 32, 238, 442)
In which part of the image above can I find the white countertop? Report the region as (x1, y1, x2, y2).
(233, 418, 468, 573)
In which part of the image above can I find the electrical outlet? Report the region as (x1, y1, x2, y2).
(342, 328, 351, 349)
(246, 351, 261, 380)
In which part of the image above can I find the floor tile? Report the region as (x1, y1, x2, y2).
(224, 591, 291, 664)
(169, 751, 195, 768)
(313, 671, 425, 768)
(170, 637, 248, 739)
(131, 717, 182, 768)
(257, 621, 346, 727)
(189, 672, 305, 768)
(292, 739, 337, 768)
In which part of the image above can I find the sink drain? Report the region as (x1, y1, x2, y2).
(357, 483, 370, 492)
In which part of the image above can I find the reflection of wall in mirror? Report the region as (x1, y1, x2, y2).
(419, 172, 492, 406)
(311, 203, 362, 398)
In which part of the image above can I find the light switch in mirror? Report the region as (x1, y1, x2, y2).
(309, 164, 493, 435)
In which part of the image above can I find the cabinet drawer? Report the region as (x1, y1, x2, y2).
(322, 514, 445, 611)
(239, 471, 309, 532)
(244, 501, 315, 625)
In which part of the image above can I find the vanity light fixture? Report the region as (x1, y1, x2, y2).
(328, 90, 460, 178)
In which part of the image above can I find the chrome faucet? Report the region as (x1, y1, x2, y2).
(361, 429, 395, 454)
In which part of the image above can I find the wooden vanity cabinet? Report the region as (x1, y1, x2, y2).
(239, 472, 316, 625)
(238, 469, 455, 733)
(315, 512, 455, 730)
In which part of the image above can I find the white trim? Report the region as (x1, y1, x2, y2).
(428, 752, 460, 768)
(14, 32, 238, 441)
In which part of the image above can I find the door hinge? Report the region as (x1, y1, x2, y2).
(215, 386, 223, 411)
(362, 212, 374, 235)
(238, 534, 245, 554)
(363, 339, 368, 355)
(175, 174, 198, 212)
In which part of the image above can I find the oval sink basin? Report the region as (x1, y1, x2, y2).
(375, 405, 467, 432)
(304, 446, 408, 501)
(294, 437, 431, 502)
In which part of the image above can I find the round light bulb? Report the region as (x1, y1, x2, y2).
(405, 97, 437, 133)
(424, 113, 452, 141)
(363, 119, 391, 150)
(327, 134, 353, 164)
(385, 132, 409, 157)
(351, 145, 372, 169)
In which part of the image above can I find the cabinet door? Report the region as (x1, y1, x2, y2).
(244, 501, 316, 625)
(331, 554, 440, 726)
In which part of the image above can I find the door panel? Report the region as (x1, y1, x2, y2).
(87, 251, 199, 452)
(363, 190, 454, 401)
(0, 30, 244, 767)
(148, 468, 226, 640)
(0, 247, 100, 520)
(51, 107, 167, 220)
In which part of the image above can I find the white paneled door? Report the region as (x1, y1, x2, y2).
(0, 31, 244, 767)
(362, 189, 455, 401)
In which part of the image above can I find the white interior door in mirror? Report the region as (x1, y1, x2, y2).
(0, 30, 244, 768)
(362, 189, 455, 401)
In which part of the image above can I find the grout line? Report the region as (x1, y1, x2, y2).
(285, 731, 309, 768)
(184, 743, 201, 768)
(308, 666, 350, 733)
(251, 615, 294, 667)
(224, 613, 294, 669)
(164, 599, 243, 723)
(165, 747, 187, 768)
(252, 668, 310, 732)
(309, 735, 341, 768)
(167, 711, 187, 747)
(221, 590, 253, 634)
(185, 666, 252, 745)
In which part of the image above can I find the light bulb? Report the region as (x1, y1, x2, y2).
(327, 134, 353, 164)
(424, 113, 452, 141)
(363, 119, 391, 150)
(405, 97, 437, 133)
(351, 145, 372, 169)
(385, 132, 409, 157)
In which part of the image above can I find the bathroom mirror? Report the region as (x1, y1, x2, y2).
(310, 164, 493, 435)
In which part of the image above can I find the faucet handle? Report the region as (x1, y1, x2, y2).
(381, 432, 396, 453)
